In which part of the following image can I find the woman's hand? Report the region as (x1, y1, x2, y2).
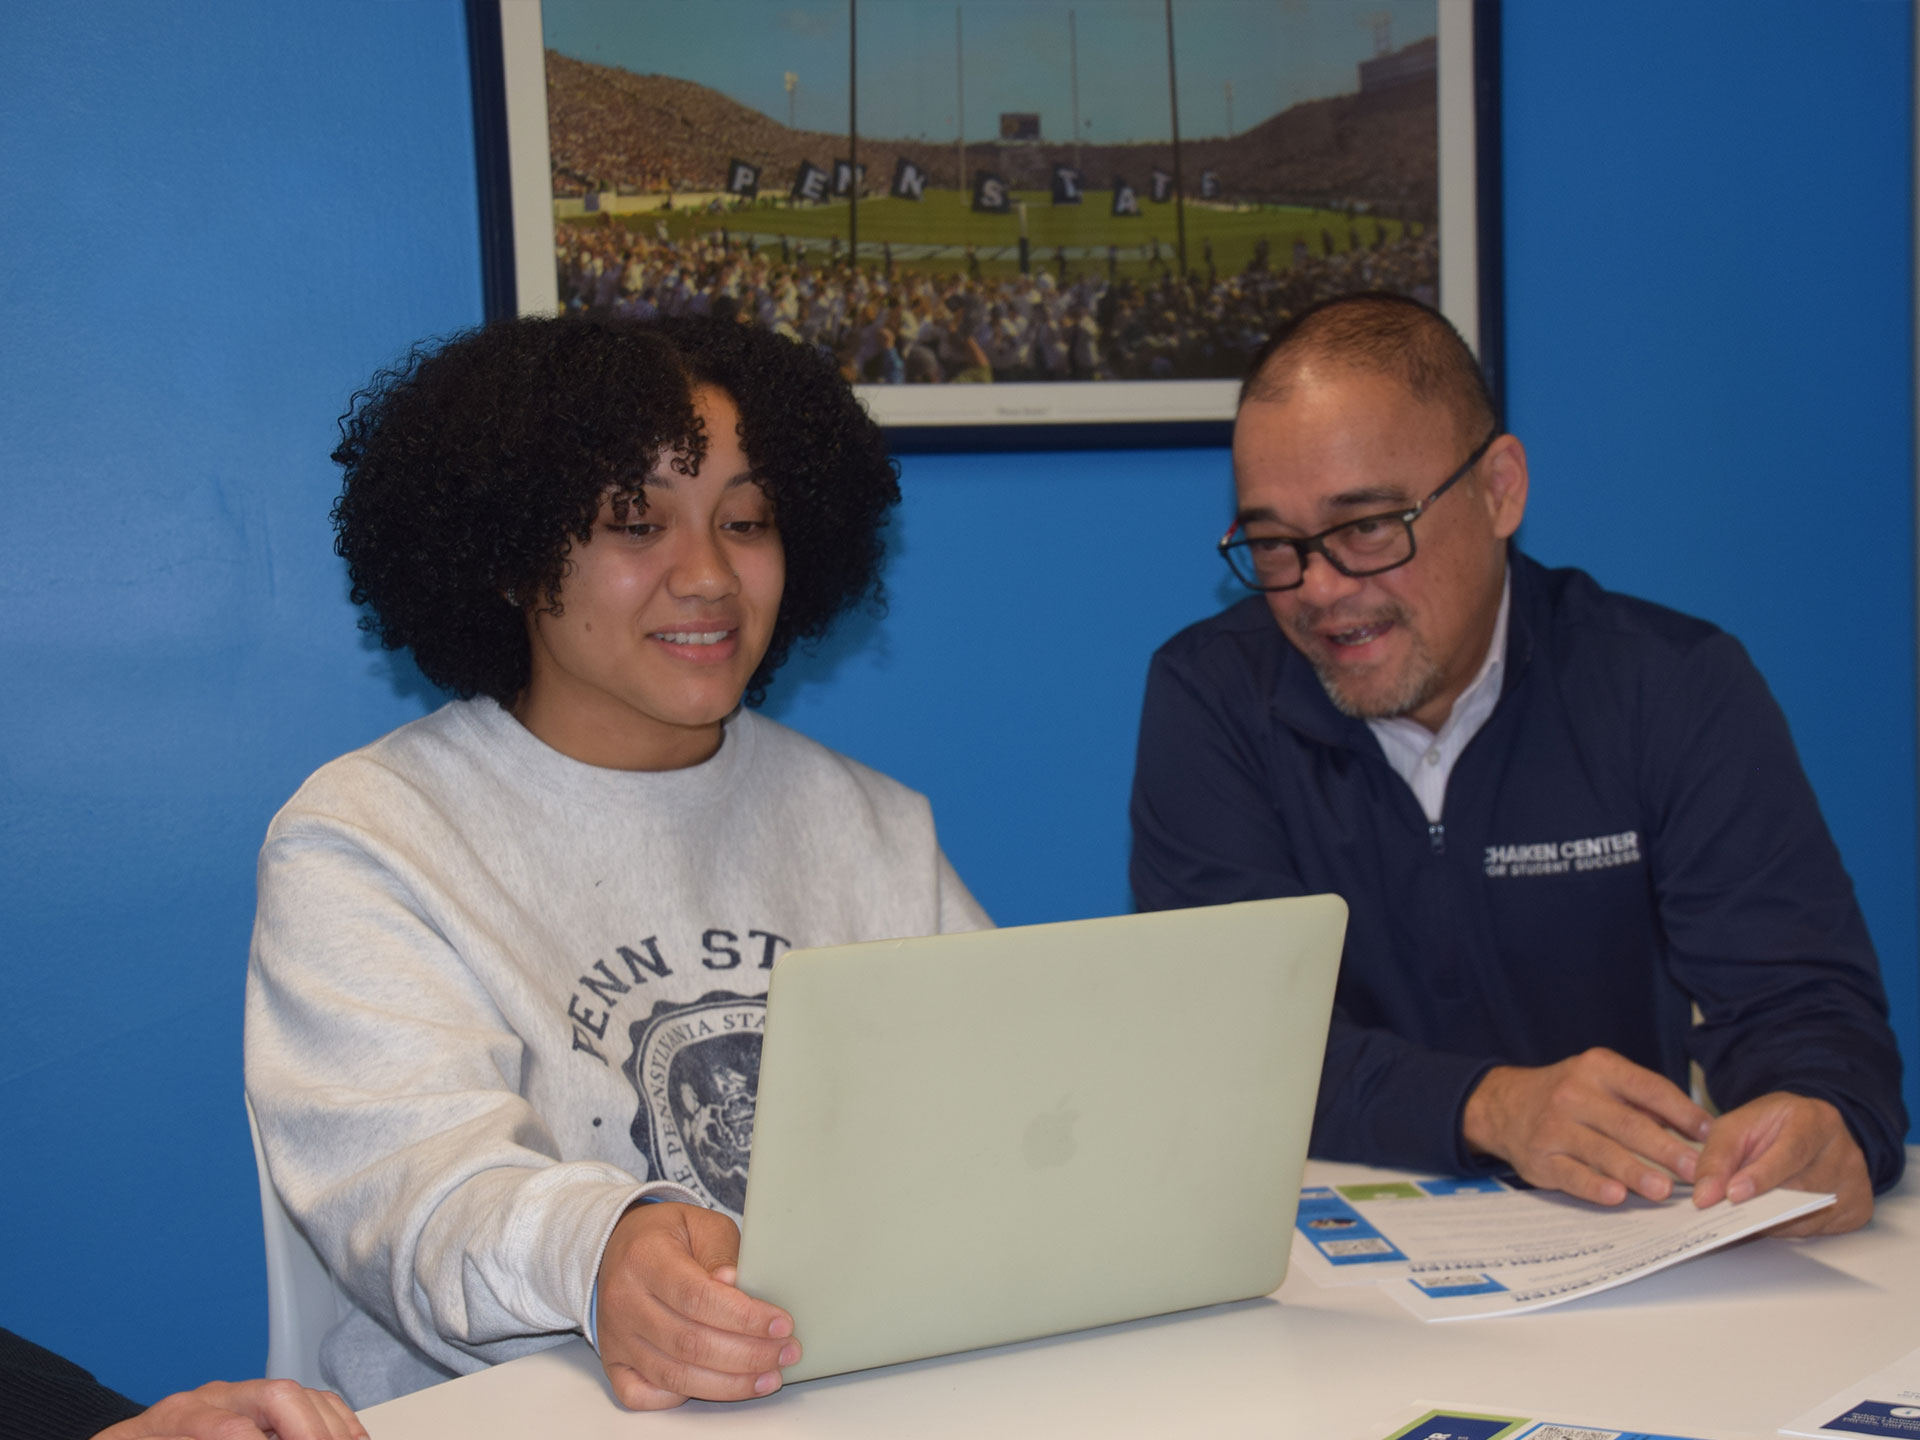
(594, 1202, 800, 1409)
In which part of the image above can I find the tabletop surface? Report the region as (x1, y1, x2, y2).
(362, 1150, 1920, 1439)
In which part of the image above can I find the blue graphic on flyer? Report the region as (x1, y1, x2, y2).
(1818, 1401, 1920, 1436)
(1409, 1271, 1508, 1298)
(1418, 1176, 1509, 1196)
(1295, 1185, 1406, 1265)
(1385, 1411, 1715, 1440)
(1390, 1414, 1515, 1440)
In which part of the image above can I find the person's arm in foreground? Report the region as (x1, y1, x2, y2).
(0, 1327, 362, 1440)
(93, 1380, 363, 1440)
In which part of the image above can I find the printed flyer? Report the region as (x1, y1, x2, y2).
(1371, 1404, 1713, 1440)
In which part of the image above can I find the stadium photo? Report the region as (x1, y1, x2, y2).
(535, 0, 1443, 402)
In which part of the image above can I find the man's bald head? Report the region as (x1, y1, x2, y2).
(1240, 293, 1496, 447)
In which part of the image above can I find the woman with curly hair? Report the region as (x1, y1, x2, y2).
(244, 314, 988, 1414)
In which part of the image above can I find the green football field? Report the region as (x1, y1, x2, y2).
(574, 188, 1410, 282)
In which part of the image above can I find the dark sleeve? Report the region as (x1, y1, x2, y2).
(1642, 633, 1908, 1192)
(0, 1328, 145, 1440)
(1129, 643, 1497, 1177)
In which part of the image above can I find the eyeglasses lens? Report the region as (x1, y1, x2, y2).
(1230, 516, 1413, 590)
(1232, 535, 1303, 589)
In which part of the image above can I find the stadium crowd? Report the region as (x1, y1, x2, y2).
(554, 222, 1438, 384)
(547, 58, 777, 197)
(544, 50, 1435, 220)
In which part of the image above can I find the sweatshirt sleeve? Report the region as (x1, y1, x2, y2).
(244, 812, 699, 1378)
(936, 849, 993, 934)
(1641, 633, 1908, 1192)
(1129, 642, 1494, 1177)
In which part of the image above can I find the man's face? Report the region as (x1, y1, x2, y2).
(1231, 363, 1526, 731)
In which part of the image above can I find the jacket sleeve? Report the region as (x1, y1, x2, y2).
(1129, 643, 1496, 1177)
(244, 814, 700, 1379)
(1641, 633, 1908, 1192)
(0, 1327, 145, 1440)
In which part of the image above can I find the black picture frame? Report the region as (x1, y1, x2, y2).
(466, 0, 516, 324)
(466, 0, 1503, 452)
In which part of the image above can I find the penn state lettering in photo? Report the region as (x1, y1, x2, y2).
(532, 0, 1454, 400)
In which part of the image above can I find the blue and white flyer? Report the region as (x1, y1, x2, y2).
(1370, 1403, 1714, 1439)
(1779, 1343, 1920, 1438)
(1291, 1177, 1833, 1319)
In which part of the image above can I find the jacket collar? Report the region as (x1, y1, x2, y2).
(1267, 547, 1542, 749)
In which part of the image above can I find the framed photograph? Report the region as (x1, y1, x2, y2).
(468, 0, 1501, 450)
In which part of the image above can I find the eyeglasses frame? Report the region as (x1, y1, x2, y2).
(1217, 427, 1505, 593)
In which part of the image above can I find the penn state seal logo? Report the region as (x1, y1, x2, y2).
(622, 992, 765, 1216)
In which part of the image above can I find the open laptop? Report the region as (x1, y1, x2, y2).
(734, 894, 1346, 1382)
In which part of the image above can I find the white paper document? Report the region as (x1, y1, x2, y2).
(1779, 1343, 1920, 1438)
(1292, 1175, 1833, 1320)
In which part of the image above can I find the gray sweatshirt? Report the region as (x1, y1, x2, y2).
(245, 699, 988, 1406)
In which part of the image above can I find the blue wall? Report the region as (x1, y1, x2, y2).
(0, 0, 489, 1404)
(1, 0, 1913, 1407)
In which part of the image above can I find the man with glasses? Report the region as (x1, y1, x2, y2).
(1130, 293, 1905, 1232)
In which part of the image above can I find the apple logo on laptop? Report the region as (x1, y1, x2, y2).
(1023, 1095, 1079, 1169)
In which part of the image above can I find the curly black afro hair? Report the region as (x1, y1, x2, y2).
(331, 312, 901, 705)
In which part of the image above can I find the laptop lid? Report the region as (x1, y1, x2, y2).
(734, 894, 1346, 1382)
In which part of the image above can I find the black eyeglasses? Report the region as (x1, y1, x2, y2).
(1218, 428, 1503, 593)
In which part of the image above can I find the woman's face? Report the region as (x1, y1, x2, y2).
(514, 386, 785, 771)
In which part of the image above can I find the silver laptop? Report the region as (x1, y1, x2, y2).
(734, 894, 1347, 1382)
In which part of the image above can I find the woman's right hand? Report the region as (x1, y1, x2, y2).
(594, 1202, 800, 1409)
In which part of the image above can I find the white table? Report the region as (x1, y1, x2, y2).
(364, 1150, 1920, 1439)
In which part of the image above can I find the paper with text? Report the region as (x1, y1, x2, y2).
(1291, 1177, 1832, 1319)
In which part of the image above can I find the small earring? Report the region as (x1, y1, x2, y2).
(504, 587, 520, 608)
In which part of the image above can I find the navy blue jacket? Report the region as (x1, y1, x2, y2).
(1130, 552, 1907, 1189)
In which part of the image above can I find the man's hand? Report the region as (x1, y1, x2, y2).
(1462, 1047, 1712, 1204)
(595, 1202, 799, 1410)
(93, 1379, 363, 1439)
(1691, 1092, 1872, 1235)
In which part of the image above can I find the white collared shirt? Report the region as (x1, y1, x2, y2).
(1366, 573, 1512, 824)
